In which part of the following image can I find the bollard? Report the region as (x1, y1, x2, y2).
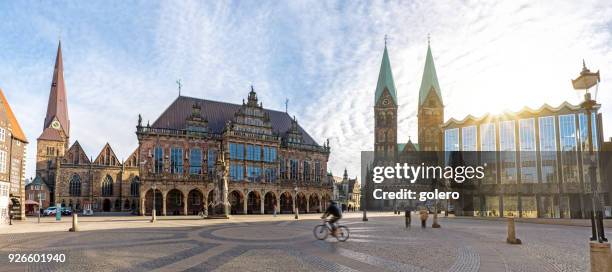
(404, 210, 411, 227)
(432, 212, 441, 228)
(69, 213, 78, 232)
(589, 242, 611, 272)
(362, 209, 368, 221)
(150, 209, 157, 223)
(506, 217, 522, 244)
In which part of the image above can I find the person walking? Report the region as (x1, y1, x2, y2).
(273, 203, 277, 217)
(419, 208, 428, 228)
(405, 207, 412, 227)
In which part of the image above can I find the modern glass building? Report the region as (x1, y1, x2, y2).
(443, 102, 606, 219)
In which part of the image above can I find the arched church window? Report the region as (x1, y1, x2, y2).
(69, 174, 81, 196)
(130, 177, 140, 197)
(102, 175, 113, 196)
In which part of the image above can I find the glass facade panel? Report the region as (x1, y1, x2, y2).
(290, 159, 299, 180)
(247, 145, 261, 161)
(263, 146, 277, 162)
(303, 161, 310, 181)
(208, 149, 217, 176)
(538, 116, 557, 183)
(539, 195, 559, 218)
(170, 147, 183, 174)
(230, 163, 244, 181)
(247, 165, 261, 182)
(499, 121, 517, 184)
(473, 196, 482, 216)
(559, 114, 578, 183)
(484, 196, 499, 217)
(189, 148, 202, 174)
(502, 196, 518, 217)
(461, 126, 477, 151)
(229, 143, 244, 160)
(154, 147, 163, 173)
(579, 113, 600, 189)
(444, 128, 459, 151)
(480, 123, 497, 184)
(521, 196, 537, 218)
(315, 161, 321, 183)
(519, 118, 537, 183)
(264, 167, 276, 182)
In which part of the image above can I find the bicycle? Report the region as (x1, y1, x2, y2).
(313, 219, 350, 241)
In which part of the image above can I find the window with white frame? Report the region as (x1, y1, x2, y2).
(0, 127, 5, 142)
(0, 150, 6, 173)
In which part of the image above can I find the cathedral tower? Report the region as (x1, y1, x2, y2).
(417, 41, 444, 151)
(36, 41, 70, 185)
(374, 45, 398, 162)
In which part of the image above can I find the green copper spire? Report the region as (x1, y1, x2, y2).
(374, 45, 397, 105)
(418, 42, 442, 106)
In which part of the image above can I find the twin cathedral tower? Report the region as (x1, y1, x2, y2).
(374, 39, 444, 161)
(369, 39, 444, 210)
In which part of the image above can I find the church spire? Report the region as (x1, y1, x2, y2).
(374, 44, 397, 105)
(43, 41, 70, 137)
(418, 41, 442, 106)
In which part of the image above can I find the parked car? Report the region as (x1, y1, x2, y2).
(62, 208, 72, 216)
(43, 207, 72, 216)
(43, 207, 57, 216)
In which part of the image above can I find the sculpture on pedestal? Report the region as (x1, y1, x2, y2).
(208, 146, 229, 219)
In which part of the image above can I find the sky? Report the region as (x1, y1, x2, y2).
(1, 0, 611, 182)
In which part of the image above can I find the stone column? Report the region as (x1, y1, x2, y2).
(183, 193, 188, 216)
(319, 196, 323, 212)
(276, 195, 281, 213)
(259, 191, 266, 214)
(243, 196, 248, 214)
(162, 192, 167, 216)
(306, 197, 310, 213)
(140, 197, 145, 216)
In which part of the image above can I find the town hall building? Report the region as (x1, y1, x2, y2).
(35, 41, 333, 216)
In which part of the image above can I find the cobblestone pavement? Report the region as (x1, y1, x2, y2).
(0, 213, 609, 271)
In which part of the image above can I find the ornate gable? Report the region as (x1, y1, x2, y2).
(284, 116, 303, 144)
(125, 148, 139, 168)
(230, 86, 274, 136)
(62, 141, 90, 165)
(94, 143, 121, 166)
(186, 103, 208, 132)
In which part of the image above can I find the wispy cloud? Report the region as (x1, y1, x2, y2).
(0, 0, 610, 181)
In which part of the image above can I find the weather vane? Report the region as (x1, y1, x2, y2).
(427, 33, 431, 45)
(176, 79, 182, 97)
(285, 98, 289, 113)
(384, 34, 389, 47)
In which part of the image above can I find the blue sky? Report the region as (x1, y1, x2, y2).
(1, 1, 611, 181)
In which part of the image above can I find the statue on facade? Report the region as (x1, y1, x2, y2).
(208, 147, 229, 219)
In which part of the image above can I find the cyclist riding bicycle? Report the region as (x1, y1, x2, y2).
(321, 200, 342, 236)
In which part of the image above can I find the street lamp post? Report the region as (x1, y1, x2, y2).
(572, 60, 607, 243)
(294, 186, 299, 219)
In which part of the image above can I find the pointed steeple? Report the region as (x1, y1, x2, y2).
(43, 41, 70, 137)
(374, 45, 397, 105)
(418, 42, 442, 106)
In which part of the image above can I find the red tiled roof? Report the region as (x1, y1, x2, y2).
(0, 88, 27, 142)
